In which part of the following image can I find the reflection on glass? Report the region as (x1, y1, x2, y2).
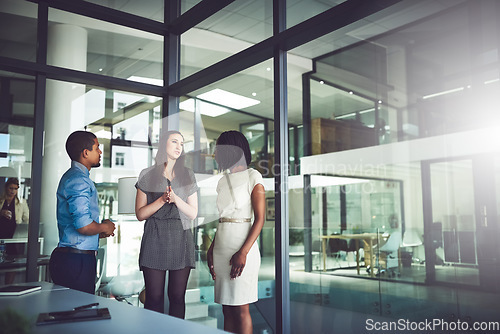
(182, 60, 275, 331)
(0, 0, 37, 62)
(287, 0, 347, 29)
(0, 71, 35, 284)
(180, 0, 272, 79)
(181, 0, 202, 14)
(309, 79, 378, 154)
(430, 160, 479, 286)
(48, 8, 163, 81)
(40, 80, 164, 304)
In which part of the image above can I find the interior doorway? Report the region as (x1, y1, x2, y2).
(422, 154, 500, 290)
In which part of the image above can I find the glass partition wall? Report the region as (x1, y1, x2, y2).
(0, 71, 36, 284)
(2, 0, 500, 333)
(292, 0, 500, 331)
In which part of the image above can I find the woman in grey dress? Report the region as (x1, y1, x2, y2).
(135, 130, 198, 318)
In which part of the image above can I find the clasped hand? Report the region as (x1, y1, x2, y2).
(161, 186, 176, 204)
(99, 219, 116, 238)
(0, 209, 12, 219)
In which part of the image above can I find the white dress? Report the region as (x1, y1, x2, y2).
(213, 168, 263, 305)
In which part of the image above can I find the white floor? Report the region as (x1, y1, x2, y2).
(90, 254, 500, 333)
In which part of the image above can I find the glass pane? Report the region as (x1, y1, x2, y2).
(290, 1, 495, 155)
(310, 79, 378, 154)
(181, 0, 272, 79)
(181, 0, 202, 14)
(241, 121, 268, 174)
(84, 0, 164, 22)
(0, 0, 37, 61)
(48, 8, 163, 83)
(287, 0, 347, 28)
(40, 79, 163, 300)
(430, 160, 479, 286)
(0, 71, 35, 284)
(184, 60, 275, 331)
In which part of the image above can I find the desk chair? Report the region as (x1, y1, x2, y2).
(311, 240, 322, 270)
(377, 232, 402, 277)
(95, 247, 105, 293)
(328, 236, 348, 268)
(363, 238, 380, 274)
(346, 239, 359, 267)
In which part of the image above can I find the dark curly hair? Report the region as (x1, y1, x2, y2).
(65, 131, 97, 161)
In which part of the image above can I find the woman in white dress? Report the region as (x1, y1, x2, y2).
(207, 131, 265, 334)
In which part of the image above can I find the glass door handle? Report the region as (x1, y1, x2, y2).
(481, 205, 488, 227)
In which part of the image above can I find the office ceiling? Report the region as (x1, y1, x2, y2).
(1, 0, 466, 132)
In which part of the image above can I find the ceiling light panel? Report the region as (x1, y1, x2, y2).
(197, 88, 260, 110)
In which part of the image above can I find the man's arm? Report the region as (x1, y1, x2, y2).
(65, 176, 115, 237)
(78, 219, 115, 236)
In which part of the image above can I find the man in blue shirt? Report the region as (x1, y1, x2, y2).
(49, 131, 116, 294)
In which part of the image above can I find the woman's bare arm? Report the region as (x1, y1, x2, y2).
(167, 187, 198, 220)
(229, 183, 266, 279)
(135, 188, 168, 221)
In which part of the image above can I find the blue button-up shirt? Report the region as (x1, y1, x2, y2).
(56, 161, 100, 250)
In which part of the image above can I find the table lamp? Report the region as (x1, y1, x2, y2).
(118, 177, 138, 215)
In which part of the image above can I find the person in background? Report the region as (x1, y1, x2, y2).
(135, 130, 198, 318)
(0, 177, 29, 284)
(207, 130, 266, 334)
(49, 131, 116, 294)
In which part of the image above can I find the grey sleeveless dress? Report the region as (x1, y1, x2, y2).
(135, 165, 198, 270)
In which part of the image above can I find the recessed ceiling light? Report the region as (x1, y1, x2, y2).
(319, 81, 324, 84)
(252, 92, 257, 97)
(349, 91, 353, 94)
(197, 89, 260, 110)
(127, 75, 163, 86)
(423, 87, 464, 100)
(266, 67, 271, 71)
(359, 108, 375, 114)
(484, 78, 499, 84)
(179, 99, 230, 117)
(98, 68, 103, 72)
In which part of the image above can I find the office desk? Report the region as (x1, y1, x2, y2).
(320, 233, 380, 277)
(0, 256, 50, 281)
(1, 237, 44, 253)
(0, 282, 224, 334)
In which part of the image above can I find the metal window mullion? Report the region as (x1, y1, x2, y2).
(274, 0, 289, 332)
(193, 99, 201, 172)
(26, 1, 49, 282)
(163, 0, 180, 130)
(302, 72, 313, 273)
(274, 47, 290, 334)
(169, 0, 236, 35)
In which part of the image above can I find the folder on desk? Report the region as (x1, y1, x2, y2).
(0, 285, 41, 296)
(36, 308, 111, 325)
